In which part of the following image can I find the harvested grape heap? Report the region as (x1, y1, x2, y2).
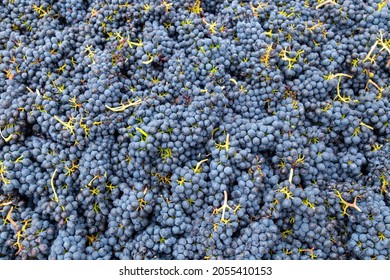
(0, 0, 390, 260)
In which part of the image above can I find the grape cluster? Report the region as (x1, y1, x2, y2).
(1, 0, 390, 259)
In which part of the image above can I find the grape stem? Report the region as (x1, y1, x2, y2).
(288, 168, 294, 184)
(316, 0, 337, 9)
(50, 169, 59, 203)
(6, 206, 17, 227)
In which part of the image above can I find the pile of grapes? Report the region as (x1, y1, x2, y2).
(1, 0, 390, 260)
